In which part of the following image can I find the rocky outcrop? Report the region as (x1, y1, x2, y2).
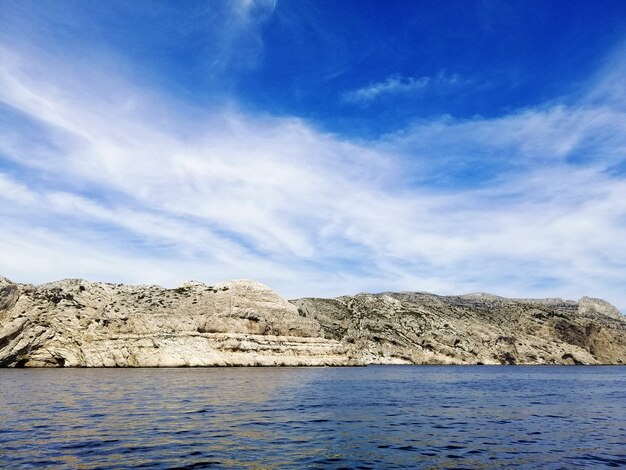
(0, 276, 354, 367)
(1, 274, 624, 366)
(292, 292, 626, 365)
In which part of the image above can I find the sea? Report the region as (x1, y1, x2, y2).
(1, 366, 624, 469)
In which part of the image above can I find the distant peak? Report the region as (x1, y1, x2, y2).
(459, 292, 504, 301)
(578, 296, 623, 319)
(215, 279, 272, 290)
(179, 280, 208, 289)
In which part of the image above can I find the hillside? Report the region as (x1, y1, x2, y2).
(1, 275, 624, 366)
(292, 291, 626, 365)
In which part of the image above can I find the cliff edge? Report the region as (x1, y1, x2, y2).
(293, 292, 626, 365)
(0, 276, 353, 367)
(1, 275, 624, 366)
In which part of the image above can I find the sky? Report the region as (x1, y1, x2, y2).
(1, 1, 626, 310)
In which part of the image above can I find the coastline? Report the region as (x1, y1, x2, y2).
(2, 275, 625, 368)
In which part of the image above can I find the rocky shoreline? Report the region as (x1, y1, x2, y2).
(1, 275, 624, 367)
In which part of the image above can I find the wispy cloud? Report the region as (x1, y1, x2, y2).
(1, 27, 626, 311)
(204, 0, 277, 74)
(343, 72, 467, 104)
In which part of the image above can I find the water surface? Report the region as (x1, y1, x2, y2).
(1, 366, 625, 468)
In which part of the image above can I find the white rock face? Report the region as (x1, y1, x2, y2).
(1, 275, 625, 367)
(578, 296, 623, 320)
(0, 276, 354, 367)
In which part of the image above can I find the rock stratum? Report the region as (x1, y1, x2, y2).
(1, 275, 624, 367)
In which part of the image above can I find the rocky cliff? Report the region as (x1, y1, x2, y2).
(1, 275, 624, 366)
(293, 292, 626, 365)
(0, 276, 353, 367)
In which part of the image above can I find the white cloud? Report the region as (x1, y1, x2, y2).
(343, 72, 467, 104)
(1, 40, 626, 311)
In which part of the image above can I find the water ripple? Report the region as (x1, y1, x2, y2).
(0, 366, 624, 468)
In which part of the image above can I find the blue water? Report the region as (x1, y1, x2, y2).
(0, 366, 625, 469)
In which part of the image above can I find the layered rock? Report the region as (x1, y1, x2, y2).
(0, 276, 354, 367)
(1, 274, 625, 366)
(293, 292, 626, 365)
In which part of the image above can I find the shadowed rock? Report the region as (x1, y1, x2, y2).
(292, 291, 626, 365)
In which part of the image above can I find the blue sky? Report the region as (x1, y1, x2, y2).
(1, 1, 626, 310)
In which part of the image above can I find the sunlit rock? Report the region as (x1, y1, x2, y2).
(1, 275, 624, 367)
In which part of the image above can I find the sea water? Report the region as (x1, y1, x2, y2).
(1, 366, 624, 468)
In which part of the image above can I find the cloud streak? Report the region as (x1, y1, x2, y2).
(343, 72, 467, 104)
(1, 27, 626, 311)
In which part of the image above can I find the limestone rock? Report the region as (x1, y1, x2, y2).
(1, 274, 624, 367)
(292, 291, 626, 365)
(0, 276, 353, 367)
(578, 296, 623, 320)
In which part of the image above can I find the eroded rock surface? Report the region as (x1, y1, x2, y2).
(1, 274, 624, 366)
(0, 276, 353, 367)
(292, 292, 626, 365)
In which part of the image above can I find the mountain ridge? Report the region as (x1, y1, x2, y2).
(1, 275, 624, 367)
